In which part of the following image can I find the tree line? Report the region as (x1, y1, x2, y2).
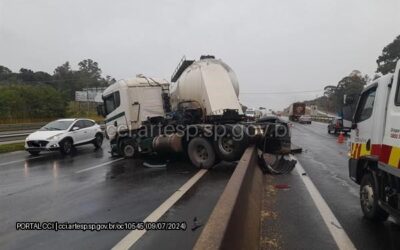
(306, 35, 400, 116)
(0, 59, 115, 121)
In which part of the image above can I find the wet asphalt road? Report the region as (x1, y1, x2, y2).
(262, 120, 400, 249)
(0, 141, 234, 250)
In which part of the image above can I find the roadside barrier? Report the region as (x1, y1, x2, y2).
(194, 146, 262, 250)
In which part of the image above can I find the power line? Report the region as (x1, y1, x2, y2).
(240, 89, 324, 95)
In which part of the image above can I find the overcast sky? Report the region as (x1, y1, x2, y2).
(1, 0, 399, 110)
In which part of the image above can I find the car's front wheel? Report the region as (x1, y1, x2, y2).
(93, 133, 103, 149)
(60, 138, 73, 155)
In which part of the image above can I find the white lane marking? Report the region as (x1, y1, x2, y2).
(112, 169, 208, 250)
(0, 157, 44, 167)
(75, 158, 124, 173)
(290, 155, 356, 250)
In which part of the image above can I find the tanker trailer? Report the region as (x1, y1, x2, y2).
(170, 55, 243, 122)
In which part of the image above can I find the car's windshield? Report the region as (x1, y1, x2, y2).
(40, 120, 73, 131)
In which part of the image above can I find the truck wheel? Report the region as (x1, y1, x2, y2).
(93, 133, 103, 149)
(188, 137, 216, 169)
(60, 138, 73, 155)
(120, 140, 136, 158)
(360, 173, 389, 221)
(214, 127, 247, 161)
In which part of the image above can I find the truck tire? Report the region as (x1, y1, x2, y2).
(120, 139, 136, 158)
(214, 125, 247, 161)
(360, 173, 389, 221)
(60, 138, 73, 155)
(188, 137, 216, 169)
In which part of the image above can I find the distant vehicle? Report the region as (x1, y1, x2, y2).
(245, 109, 262, 121)
(327, 117, 350, 134)
(245, 109, 256, 120)
(288, 102, 306, 122)
(25, 119, 103, 156)
(299, 115, 312, 124)
(349, 60, 400, 222)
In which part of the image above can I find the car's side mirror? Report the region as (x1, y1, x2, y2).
(72, 126, 80, 131)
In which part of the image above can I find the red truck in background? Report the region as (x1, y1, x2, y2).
(288, 102, 306, 122)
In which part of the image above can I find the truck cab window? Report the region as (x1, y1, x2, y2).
(104, 91, 120, 115)
(354, 87, 376, 123)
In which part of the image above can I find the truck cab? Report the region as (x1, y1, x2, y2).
(349, 60, 400, 221)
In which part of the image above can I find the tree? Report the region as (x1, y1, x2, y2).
(320, 71, 367, 116)
(18, 68, 35, 82)
(0, 66, 12, 81)
(54, 62, 71, 77)
(76, 59, 110, 89)
(53, 61, 76, 99)
(376, 35, 400, 75)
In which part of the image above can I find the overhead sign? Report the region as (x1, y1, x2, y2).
(75, 90, 103, 103)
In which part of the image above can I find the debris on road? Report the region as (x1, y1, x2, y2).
(259, 154, 297, 175)
(274, 184, 291, 190)
(191, 217, 202, 231)
(143, 158, 168, 168)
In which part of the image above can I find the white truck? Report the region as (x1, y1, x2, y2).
(98, 56, 292, 168)
(349, 60, 400, 221)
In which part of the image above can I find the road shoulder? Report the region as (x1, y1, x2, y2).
(260, 164, 338, 250)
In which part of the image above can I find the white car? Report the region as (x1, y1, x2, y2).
(25, 118, 103, 156)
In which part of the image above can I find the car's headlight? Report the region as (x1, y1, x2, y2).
(47, 134, 62, 140)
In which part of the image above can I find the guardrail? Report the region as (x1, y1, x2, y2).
(0, 131, 32, 143)
(311, 116, 332, 123)
(0, 123, 47, 132)
(194, 146, 262, 250)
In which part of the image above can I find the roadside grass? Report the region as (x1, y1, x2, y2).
(0, 142, 25, 154)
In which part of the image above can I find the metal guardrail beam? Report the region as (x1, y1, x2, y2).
(194, 146, 262, 250)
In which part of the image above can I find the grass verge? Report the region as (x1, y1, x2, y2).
(0, 142, 25, 154)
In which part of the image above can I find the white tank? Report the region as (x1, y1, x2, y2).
(170, 58, 243, 115)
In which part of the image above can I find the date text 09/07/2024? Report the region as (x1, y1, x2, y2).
(16, 221, 187, 231)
